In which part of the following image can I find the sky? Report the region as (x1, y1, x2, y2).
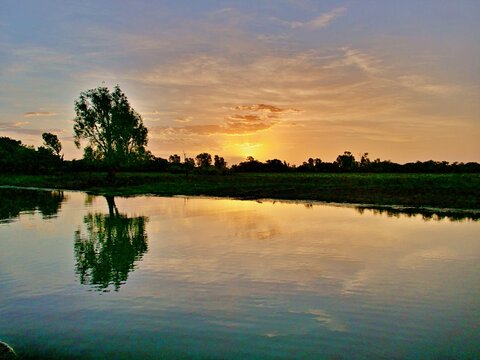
(1, 0, 479, 164)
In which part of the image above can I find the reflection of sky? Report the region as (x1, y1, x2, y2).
(1, 1, 479, 164)
(0, 192, 479, 358)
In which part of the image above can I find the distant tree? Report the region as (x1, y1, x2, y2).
(298, 157, 319, 172)
(73, 85, 148, 176)
(184, 157, 195, 168)
(265, 159, 289, 172)
(195, 153, 212, 168)
(146, 156, 169, 172)
(359, 152, 370, 169)
(233, 156, 264, 172)
(169, 154, 181, 164)
(336, 151, 356, 171)
(214, 155, 227, 169)
(42, 132, 62, 157)
(0, 136, 59, 173)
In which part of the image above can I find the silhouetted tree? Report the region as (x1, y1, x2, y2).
(359, 152, 370, 169)
(169, 154, 181, 164)
(232, 156, 264, 172)
(336, 151, 356, 171)
(0, 136, 62, 173)
(42, 132, 62, 157)
(265, 159, 289, 172)
(73, 85, 148, 177)
(195, 152, 212, 168)
(214, 155, 227, 169)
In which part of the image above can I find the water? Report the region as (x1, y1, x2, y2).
(0, 188, 479, 359)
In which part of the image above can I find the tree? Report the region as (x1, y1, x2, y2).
(73, 85, 148, 174)
(359, 152, 370, 169)
(42, 132, 62, 157)
(214, 155, 226, 169)
(195, 152, 212, 168)
(336, 151, 356, 171)
(169, 154, 181, 164)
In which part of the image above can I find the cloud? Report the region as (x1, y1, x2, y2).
(232, 104, 300, 113)
(324, 47, 382, 75)
(274, 6, 347, 30)
(23, 111, 57, 118)
(309, 6, 347, 29)
(156, 103, 299, 137)
(175, 116, 193, 123)
(397, 75, 458, 95)
(13, 121, 30, 127)
(0, 122, 63, 136)
(256, 34, 291, 43)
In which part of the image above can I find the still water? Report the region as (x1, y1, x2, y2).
(0, 188, 479, 359)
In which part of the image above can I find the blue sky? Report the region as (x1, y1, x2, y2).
(1, 0, 479, 163)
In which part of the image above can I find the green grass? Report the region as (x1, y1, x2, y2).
(0, 172, 479, 210)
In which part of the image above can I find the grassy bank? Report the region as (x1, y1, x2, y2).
(1, 172, 479, 210)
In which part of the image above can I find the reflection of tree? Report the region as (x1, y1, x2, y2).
(0, 188, 66, 221)
(74, 196, 148, 291)
(355, 205, 479, 222)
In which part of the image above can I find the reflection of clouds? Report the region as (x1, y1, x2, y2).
(86, 195, 480, 321)
(341, 269, 373, 296)
(303, 309, 347, 332)
(398, 247, 469, 270)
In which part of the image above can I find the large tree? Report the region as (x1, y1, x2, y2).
(73, 85, 148, 171)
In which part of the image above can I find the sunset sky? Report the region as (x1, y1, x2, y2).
(1, 0, 479, 164)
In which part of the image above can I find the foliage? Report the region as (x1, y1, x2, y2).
(42, 132, 62, 157)
(195, 152, 212, 168)
(169, 154, 181, 164)
(73, 85, 148, 170)
(336, 151, 356, 171)
(0, 136, 62, 174)
(214, 155, 227, 169)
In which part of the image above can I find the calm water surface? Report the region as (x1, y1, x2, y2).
(0, 189, 479, 359)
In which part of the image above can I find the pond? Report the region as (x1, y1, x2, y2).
(0, 188, 479, 359)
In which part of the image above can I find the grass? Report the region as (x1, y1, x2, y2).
(0, 172, 479, 210)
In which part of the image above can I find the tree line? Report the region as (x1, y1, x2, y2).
(1, 85, 478, 174)
(2, 135, 479, 174)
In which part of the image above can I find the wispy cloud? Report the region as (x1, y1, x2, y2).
(324, 47, 382, 75)
(0, 122, 62, 136)
(397, 75, 458, 95)
(158, 103, 298, 137)
(274, 6, 347, 30)
(309, 6, 347, 29)
(175, 116, 193, 123)
(232, 104, 300, 113)
(23, 111, 57, 117)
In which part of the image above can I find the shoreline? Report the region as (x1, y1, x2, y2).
(1, 172, 479, 211)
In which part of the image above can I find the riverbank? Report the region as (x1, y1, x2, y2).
(1, 172, 479, 210)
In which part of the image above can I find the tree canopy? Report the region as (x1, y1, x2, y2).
(73, 85, 148, 170)
(42, 132, 62, 157)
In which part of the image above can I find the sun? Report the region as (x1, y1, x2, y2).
(236, 142, 263, 160)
